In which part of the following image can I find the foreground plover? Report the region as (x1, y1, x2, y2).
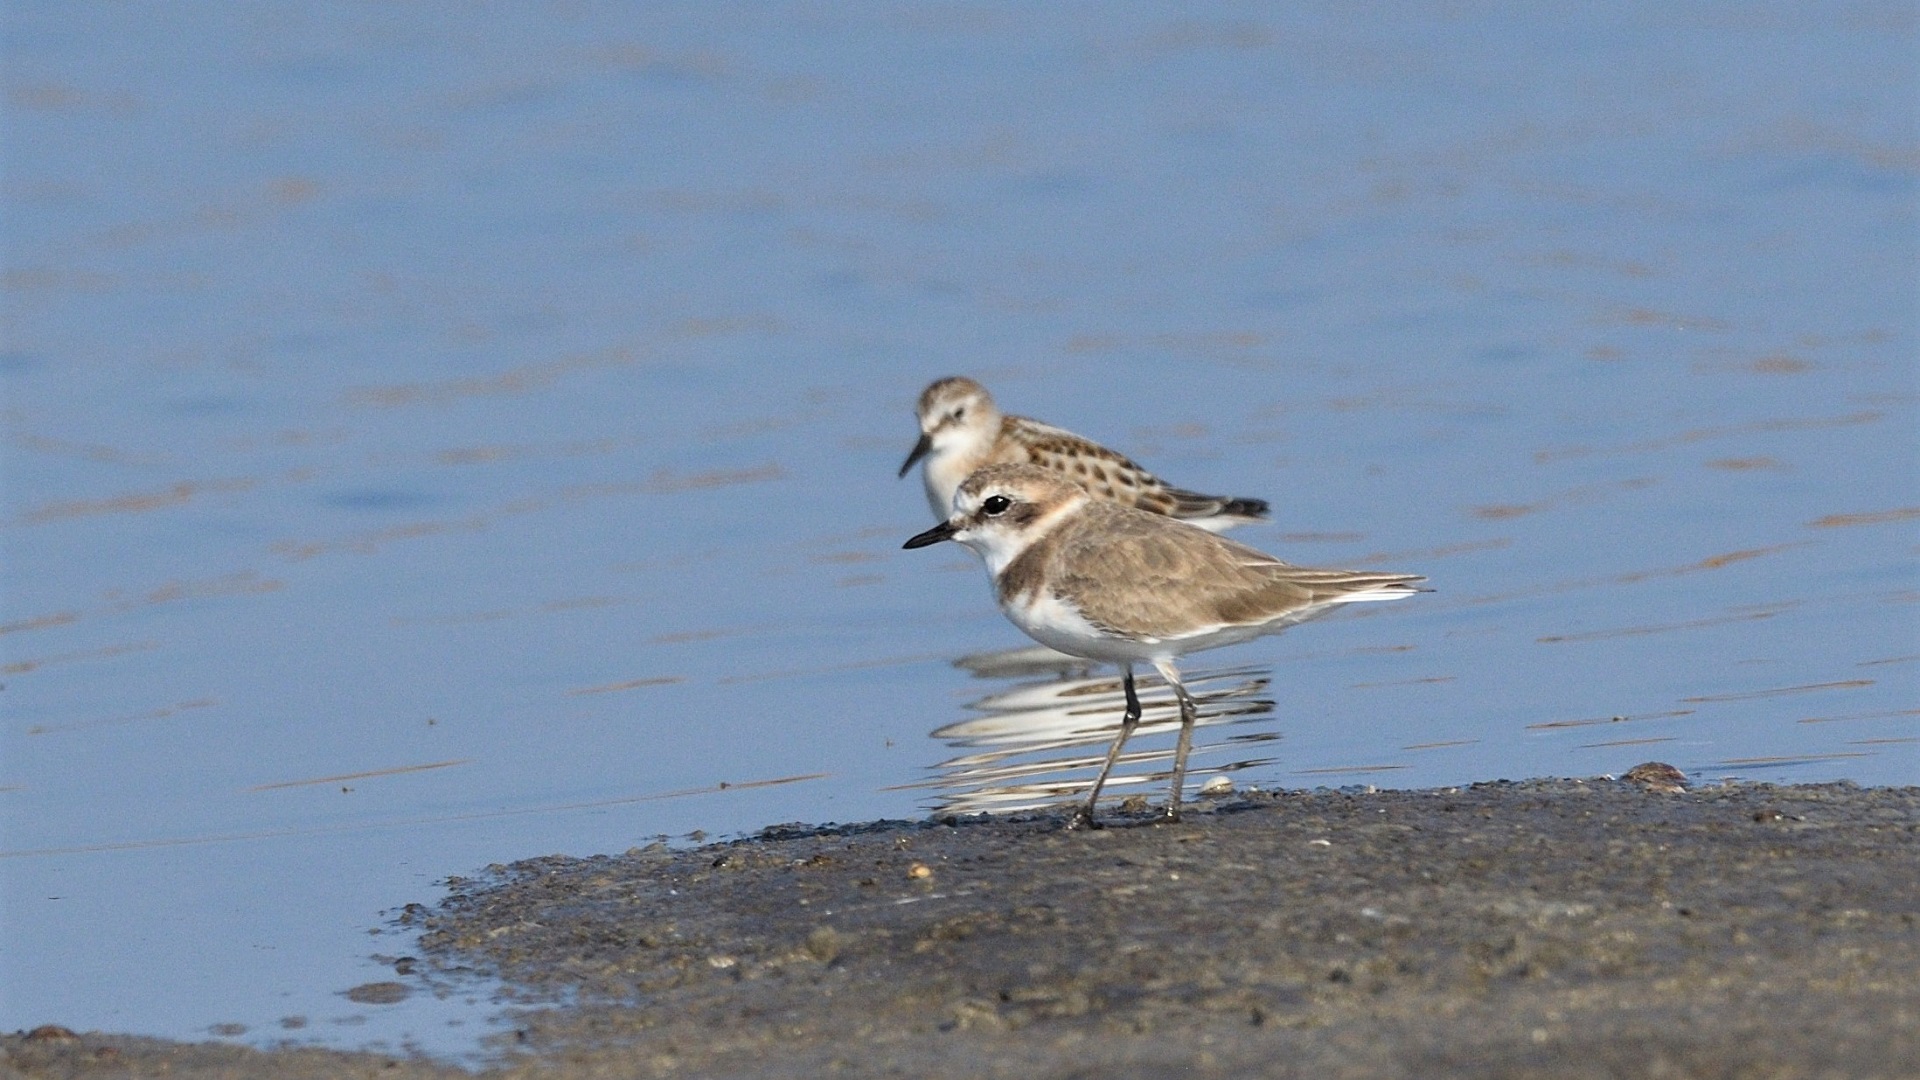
(904, 463, 1423, 828)
(899, 376, 1270, 532)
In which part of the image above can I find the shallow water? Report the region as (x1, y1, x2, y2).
(3, 0, 1915, 1058)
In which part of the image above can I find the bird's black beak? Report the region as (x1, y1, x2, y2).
(902, 520, 958, 549)
(897, 433, 932, 478)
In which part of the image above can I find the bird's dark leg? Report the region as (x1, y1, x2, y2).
(1155, 660, 1198, 822)
(1071, 664, 1140, 829)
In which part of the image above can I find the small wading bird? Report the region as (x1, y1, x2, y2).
(899, 376, 1270, 532)
(904, 463, 1424, 828)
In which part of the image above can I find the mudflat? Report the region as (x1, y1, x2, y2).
(7, 776, 1917, 1079)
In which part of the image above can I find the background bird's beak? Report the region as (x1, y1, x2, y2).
(902, 520, 958, 549)
(897, 432, 932, 477)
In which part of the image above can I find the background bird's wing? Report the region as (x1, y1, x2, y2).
(1155, 485, 1271, 522)
(1007, 418, 1258, 519)
(1008, 421, 1168, 499)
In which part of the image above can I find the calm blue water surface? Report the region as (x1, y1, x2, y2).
(4, 0, 1915, 1058)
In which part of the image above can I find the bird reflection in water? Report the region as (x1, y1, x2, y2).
(899, 645, 1281, 816)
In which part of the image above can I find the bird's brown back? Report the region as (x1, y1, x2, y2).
(1001, 500, 1418, 640)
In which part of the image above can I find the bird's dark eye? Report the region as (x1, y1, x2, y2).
(982, 495, 1011, 516)
(952, 407, 966, 420)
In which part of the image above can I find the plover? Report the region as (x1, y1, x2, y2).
(904, 463, 1424, 827)
(899, 376, 1270, 531)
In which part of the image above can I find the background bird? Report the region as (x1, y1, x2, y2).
(900, 376, 1270, 532)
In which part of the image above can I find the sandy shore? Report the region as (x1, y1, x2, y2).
(7, 774, 1918, 1079)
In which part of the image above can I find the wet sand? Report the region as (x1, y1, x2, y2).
(7, 774, 1918, 1079)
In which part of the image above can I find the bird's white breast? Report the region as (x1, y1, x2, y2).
(1000, 587, 1163, 664)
